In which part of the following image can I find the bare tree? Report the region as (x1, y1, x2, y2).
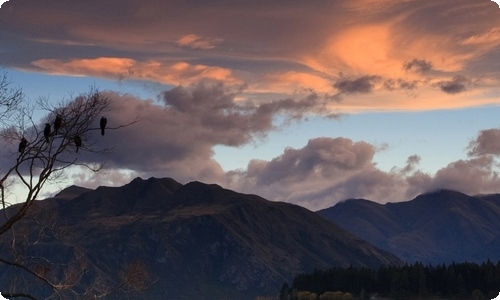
(0, 71, 141, 299)
(0, 72, 23, 128)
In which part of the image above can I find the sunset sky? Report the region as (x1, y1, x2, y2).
(1, 0, 500, 210)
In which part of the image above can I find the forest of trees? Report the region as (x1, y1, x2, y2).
(279, 261, 500, 300)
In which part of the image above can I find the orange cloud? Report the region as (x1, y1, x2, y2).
(176, 34, 223, 49)
(302, 21, 472, 79)
(325, 24, 397, 76)
(256, 71, 335, 94)
(331, 86, 499, 113)
(31, 57, 242, 86)
(462, 27, 500, 46)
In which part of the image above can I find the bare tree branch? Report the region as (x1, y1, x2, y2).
(0, 75, 141, 298)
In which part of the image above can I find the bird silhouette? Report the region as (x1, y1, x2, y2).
(54, 115, 63, 134)
(73, 135, 82, 153)
(43, 123, 51, 143)
(18, 137, 28, 153)
(100, 117, 107, 136)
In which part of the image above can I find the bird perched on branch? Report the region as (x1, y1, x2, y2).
(18, 137, 28, 153)
(74, 135, 82, 153)
(44, 123, 51, 143)
(100, 117, 107, 136)
(54, 114, 63, 134)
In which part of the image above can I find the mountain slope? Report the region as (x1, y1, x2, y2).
(318, 189, 500, 264)
(0, 177, 401, 300)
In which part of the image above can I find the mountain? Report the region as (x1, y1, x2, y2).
(317, 189, 500, 265)
(0, 177, 401, 300)
(53, 185, 93, 200)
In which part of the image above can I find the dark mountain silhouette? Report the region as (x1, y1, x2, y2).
(0, 177, 401, 300)
(318, 189, 500, 265)
(53, 185, 93, 200)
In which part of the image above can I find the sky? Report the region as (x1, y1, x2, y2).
(1, 0, 500, 210)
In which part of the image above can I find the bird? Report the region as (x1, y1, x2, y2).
(18, 137, 28, 153)
(54, 115, 63, 134)
(73, 135, 82, 153)
(43, 123, 51, 143)
(100, 117, 107, 136)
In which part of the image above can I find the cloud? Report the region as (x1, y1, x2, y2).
(436, 75, 470, 94)
(2, 0, 500, 112)
(400, 155, 422, 174)
(0, 80, 338, 198)
(64, 81, 333, 183)
(467, 128, 500, 157)
(334, 76, 382, 94)
(31, 58, 241, 86)
(0, 82, 260, 190)
(383, 79, 419, 91)
(426, 156, 500, 194)
(245, 137, 376, 185)
(37, 108, 500, 211)
(261, 71, 336, 95)
(403, 59, 433, 74)
(227, 137, 411, 209)
(304, 23, 398, 77)
(71, 168, 138, 190)
(226, 132, 500, 210)
(333, 75, 419, 94)
(3, 0, 500, 209)
(4, 84, 500, 210)
(462, 27, 500, 46)
(176, 34, 223, 50)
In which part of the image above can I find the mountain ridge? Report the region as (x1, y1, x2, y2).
(0, 177, 401, 300)
(318, 189, 500, 264)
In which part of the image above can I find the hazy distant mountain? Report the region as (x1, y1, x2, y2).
(318, 189, 500, 265)
(0, 177, 401, 300)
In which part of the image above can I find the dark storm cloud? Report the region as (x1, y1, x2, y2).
(403, 59, 433, 74)
(436, 75, 470, 94)
(161, 81, 330, 143)
(383, 78, 419, 91)
(255, 93, 330, 121)
(333, 76, 381, 94)
(334, 75, 418, 94)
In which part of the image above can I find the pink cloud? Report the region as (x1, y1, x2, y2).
(59, 81, 331, 183)
(2, 0, 500, 112)
(31, 57, 241, 86)
(468, 128, 500, 157)
(227, 134, 500, 210)
(3, 81, 500, 210)
(176, 34, 223, 50)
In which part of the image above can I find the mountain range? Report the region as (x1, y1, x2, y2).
(318, 189, 500, 265)
(0, 177, 401, 300)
